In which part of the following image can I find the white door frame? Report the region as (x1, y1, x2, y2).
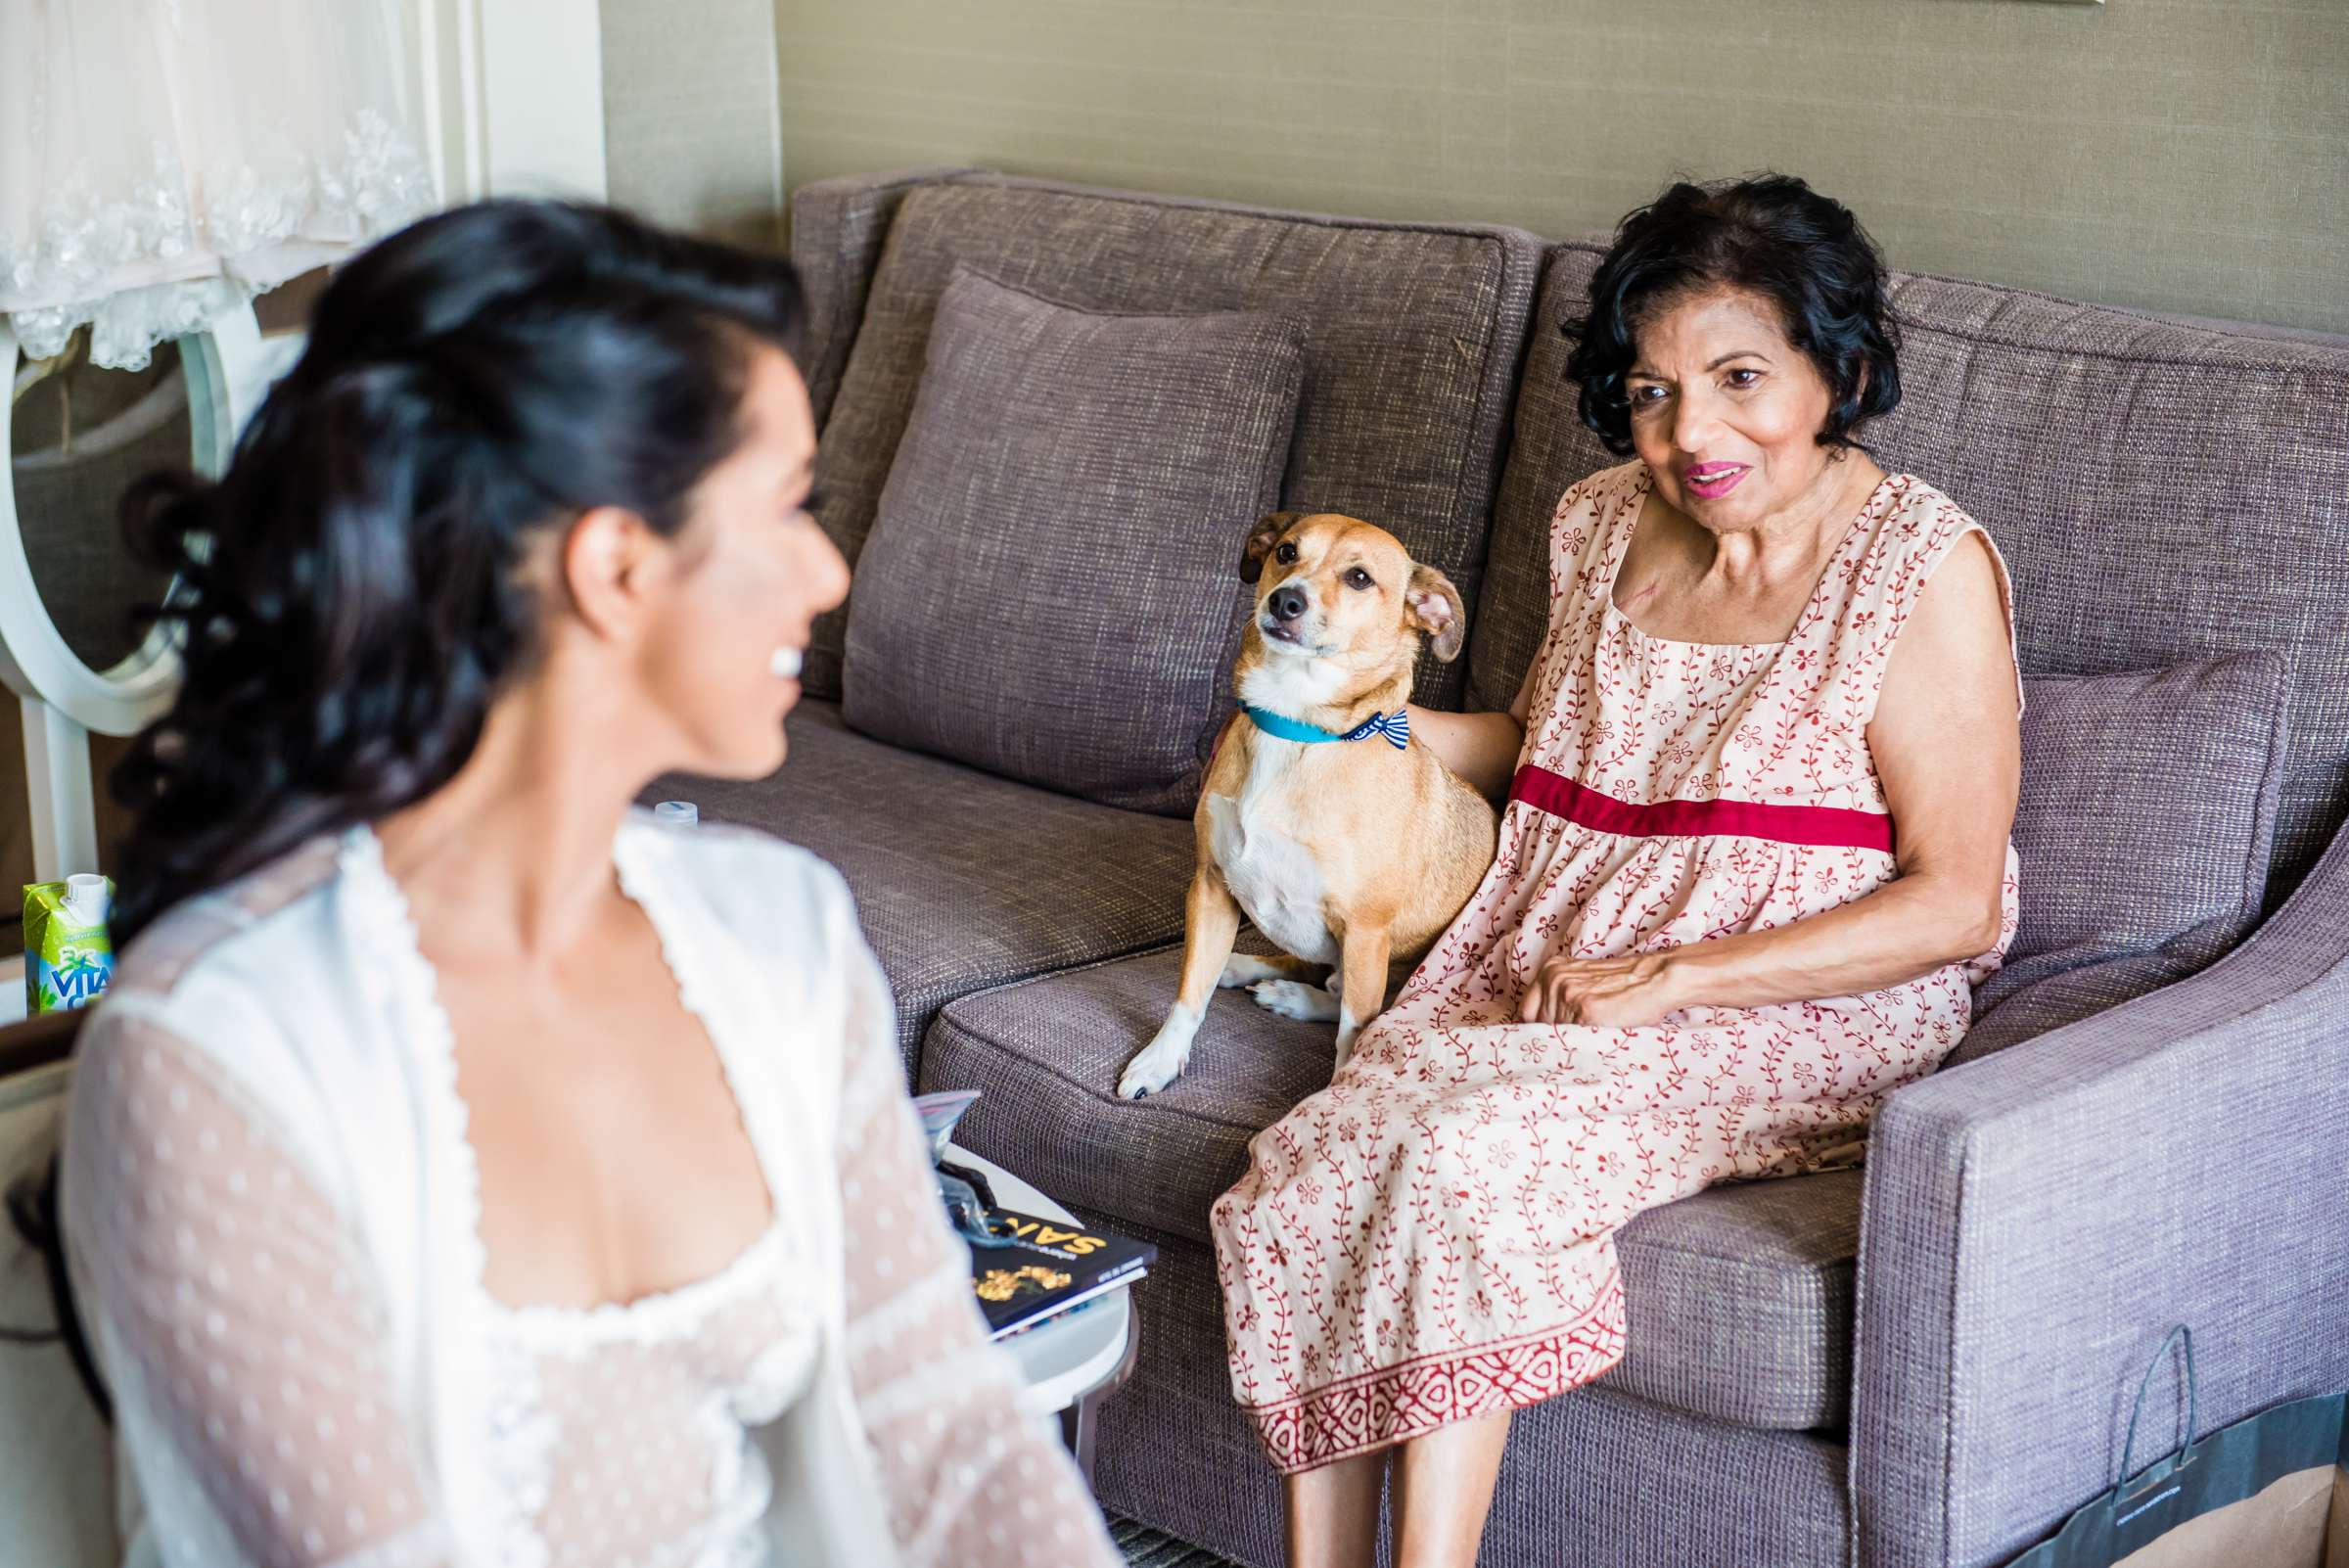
(411, 0, 610, 206)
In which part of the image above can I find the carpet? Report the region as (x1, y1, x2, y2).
(1109, 1514, 1249, 1567)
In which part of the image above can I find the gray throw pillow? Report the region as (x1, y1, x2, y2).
(841, 264, 1306, 814)
(1955, 650, 2290, 1063)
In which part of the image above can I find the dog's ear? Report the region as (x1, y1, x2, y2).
(1240, 512, 1301, 583)
(1405, 565, 1467, 662)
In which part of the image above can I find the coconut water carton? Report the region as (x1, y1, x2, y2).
(25, 873, 115, 1014)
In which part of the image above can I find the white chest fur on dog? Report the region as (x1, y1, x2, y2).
(1118, 506, 1490, 1101)
(1204, 739, 1340, 966)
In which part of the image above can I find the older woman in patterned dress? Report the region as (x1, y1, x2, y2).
(1211, 174, 2024, 1568)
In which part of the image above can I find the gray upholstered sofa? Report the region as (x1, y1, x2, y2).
(661, 169, 2349, 1567)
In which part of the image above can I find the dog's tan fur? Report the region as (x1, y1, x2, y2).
(1117, 512, 1498, 1099)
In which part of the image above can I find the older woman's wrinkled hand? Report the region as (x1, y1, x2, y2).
(1516, 949, 1688, 1028)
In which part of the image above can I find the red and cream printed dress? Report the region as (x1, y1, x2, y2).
(1211, 459, 2022, 1473)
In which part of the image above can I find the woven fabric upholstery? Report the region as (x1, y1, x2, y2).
(1082, 1213, 1850, 1568)
(842, 266, 1304, 815)
(1471, 240, 2349, 912)
(921, 939, 1325, 1240)
(646, 701, 1192, 1071)
(1855, 824, 2349, 1568)
(929, 945, 1864, 1430)
(1609, 1172, 1862, 1430)
(1957, 654, 2290, 1062)
(1462, 243, 1621, 715)
(1863, 278, 2349, 912)
(784, 165, 982, 433)
(1479, 1384, 1849, 1568)
(801, 171, 1544, 705)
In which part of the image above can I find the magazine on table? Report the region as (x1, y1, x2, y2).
(966, 1206, 1156, 1340)
(911, 1090, 1157, 1340)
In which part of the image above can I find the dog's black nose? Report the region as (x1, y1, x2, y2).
(1269, 585, 1308, 622)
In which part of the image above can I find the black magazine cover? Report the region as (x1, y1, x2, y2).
(969, 1207, 1156, 1339)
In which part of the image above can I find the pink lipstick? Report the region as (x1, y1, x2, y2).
(1682, 462, 1748, 499)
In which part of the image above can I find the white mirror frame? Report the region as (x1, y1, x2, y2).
(0, 302, 275, 881)
(0, 0, 606, 887)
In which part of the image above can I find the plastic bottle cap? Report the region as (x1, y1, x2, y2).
(64, 873, 111, 925)
(653, 801, 699, 828)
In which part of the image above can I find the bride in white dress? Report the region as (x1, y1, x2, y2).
(0, 0, 433, 371)
(56, 200, 1124, 1568)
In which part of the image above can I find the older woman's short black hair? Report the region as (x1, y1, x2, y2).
(1564, 174, 1901, 457)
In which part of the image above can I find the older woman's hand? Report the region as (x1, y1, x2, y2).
(1517, 949, 1687, 1027)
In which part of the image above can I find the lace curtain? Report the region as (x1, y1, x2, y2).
(0, 0, 435, 372)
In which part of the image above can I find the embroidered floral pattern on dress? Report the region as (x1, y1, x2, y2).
(1213, 460, 2024, 1473)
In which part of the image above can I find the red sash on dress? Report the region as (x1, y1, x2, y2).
(1509, 762, 1896, 853)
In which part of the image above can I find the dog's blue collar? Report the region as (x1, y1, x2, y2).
(1243, 704, 1410, 751)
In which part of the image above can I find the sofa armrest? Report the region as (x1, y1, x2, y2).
(1850, 823, 2349, 1568)
(786, 166, 985, 431)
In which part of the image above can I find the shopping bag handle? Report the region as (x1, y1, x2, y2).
(2114, 1323, 2198, 1499)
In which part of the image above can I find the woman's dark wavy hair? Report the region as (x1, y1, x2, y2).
(108, 199, 806, 945)
(1564, 173, 1901, 457)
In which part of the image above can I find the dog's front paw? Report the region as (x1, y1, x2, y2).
(1250, 980, 1342, 1023)
(1118, 1040, 1186, 1099)
(1119, 1006, 1202, 1099)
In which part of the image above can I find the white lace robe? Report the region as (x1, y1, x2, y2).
(60, 815, 1122, 1568)
(1, 0, 434, 369)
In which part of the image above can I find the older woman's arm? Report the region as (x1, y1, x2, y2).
(1521, 533, 2018, 1025)
(1405, 653, 1539, 801)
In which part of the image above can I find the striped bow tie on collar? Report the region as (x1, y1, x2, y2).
(1341, 710, 1411, 749)
(1243, 704, 1411, 751)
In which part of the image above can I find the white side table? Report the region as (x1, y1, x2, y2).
(943, 1142, 1139, 1484)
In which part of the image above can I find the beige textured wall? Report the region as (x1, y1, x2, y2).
(771, 0, 2347, 333)
(601, 0, 787, 247)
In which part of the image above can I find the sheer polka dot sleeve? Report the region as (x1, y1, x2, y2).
(831, 934, 1121, 1568)
(65, 1012, 451, 1568)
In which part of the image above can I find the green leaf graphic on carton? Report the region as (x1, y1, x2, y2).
(48, 945, 111, 1007)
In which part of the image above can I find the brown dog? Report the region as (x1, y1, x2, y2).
(1117, 511, 1498, 1098)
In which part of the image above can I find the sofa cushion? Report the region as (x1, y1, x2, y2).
(1462, 246, 1621, 718)
(648, 701, 1193, 1069)
(1955, 653, 2291, 1064)
(1471, 240, 2349, 913)
(926, 944, 1862, 1430)
(842, 265, 1304, 815)
(801, 171, 1545, 709)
